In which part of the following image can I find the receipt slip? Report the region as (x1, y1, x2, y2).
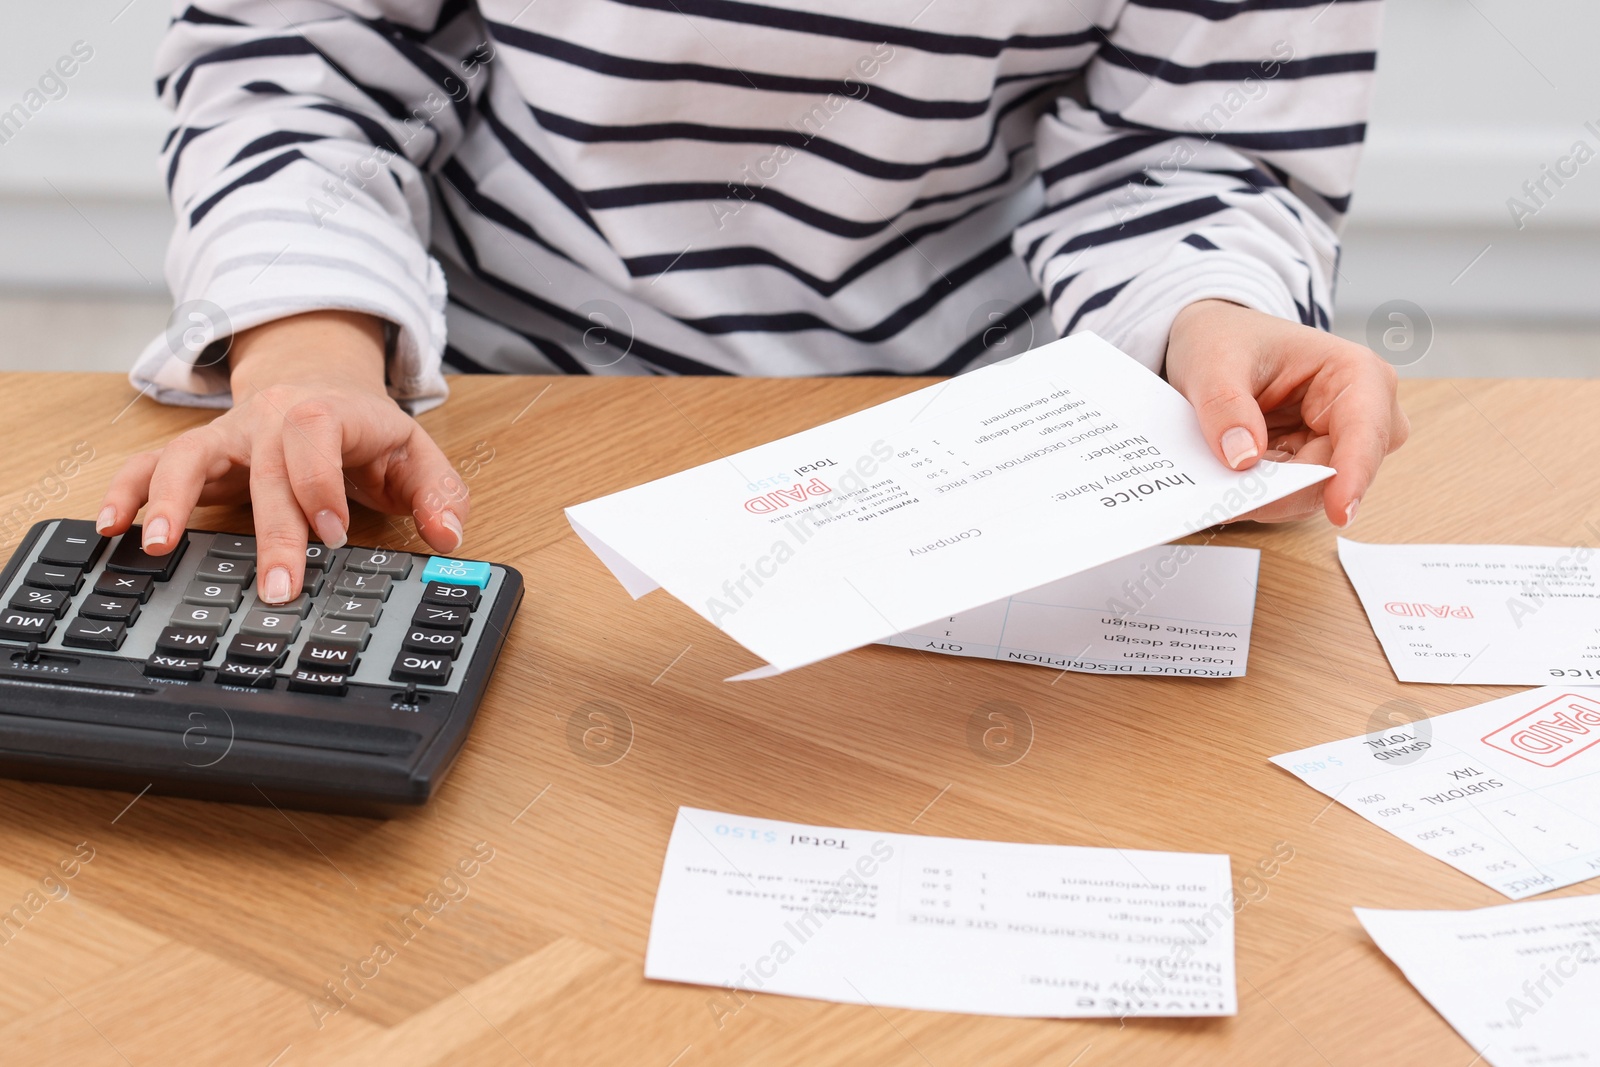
(1338, 539, 1600, 685)
(645, 808, 1238, 1018)
(880, 543, 1261, 678)
(1356, 896, 1600, 1067)
(1272, 687, 1600, 899)
(566, 333, 1331, 679)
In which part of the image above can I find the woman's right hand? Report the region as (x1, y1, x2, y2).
(97, 310, 469, 606)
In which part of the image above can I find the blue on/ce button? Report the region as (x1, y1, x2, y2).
(422, 556, 492, 588)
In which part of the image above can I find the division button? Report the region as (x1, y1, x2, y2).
(144, 654, 206, 681)
(105, 527, 188, 579)
(94, 571, 153, 602)
(24, 563, 82, 592)
(309, 617, 369, 649)
(411, 603, 470, 633)
(0, 610, 55, 643)
(402, 627, 462, 658)
(298, 642, 358, 674)
(421, 580, 481, 611)
(345, 549, 412, 577)
(154, 625, 218, 659)
(9, 586, 69, 617)
(208, 534, 257, 559)
(287, 668, 348, 695)
(390, 651, 451, 686)
(38, 520, 108, 569)
(215, 661, 276, 688)
(62, 618, 126, 651)
(194, 555, 255, 585)
(79, 595, 141, 625)
(226, 634, 289, 665)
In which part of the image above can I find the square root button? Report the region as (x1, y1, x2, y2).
(421, 556, 491, 588)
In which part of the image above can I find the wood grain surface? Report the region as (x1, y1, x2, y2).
(0, 372, 1595, 1066)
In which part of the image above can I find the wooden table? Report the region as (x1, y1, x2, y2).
(0, 372, 1593, 1065)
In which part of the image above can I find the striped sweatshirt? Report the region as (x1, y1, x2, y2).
(132, 0, 1383, 410)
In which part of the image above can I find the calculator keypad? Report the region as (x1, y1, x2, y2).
(0, 524, 503, 699)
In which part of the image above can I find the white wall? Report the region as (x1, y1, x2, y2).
(0, 0, 1596, 327)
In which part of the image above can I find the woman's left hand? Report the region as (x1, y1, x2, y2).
(1164, 298, 1411, 526)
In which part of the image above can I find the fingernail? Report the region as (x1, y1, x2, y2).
(439, 509, 463, 553)
(143, 516, 169, 548)
(1341, 498, 1361, 529)
(1262, 449, 1295, 462)
(1221, 427, 1258, 470)
(261, 566, 292, 604)
(312, 509, 347, 550)
(96, 505, 116, 534)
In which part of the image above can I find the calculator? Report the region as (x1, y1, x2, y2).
(0, 519, 522, 814)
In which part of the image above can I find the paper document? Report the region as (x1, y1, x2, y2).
(1356, 896, 1600, 1067)
(568, 333, 1330, 679)
(1272, 687, 1600, 899)
(1339, 539, 1600, 685)
(880, 543, 1260, 678)
(645, 807, 1238, 1018)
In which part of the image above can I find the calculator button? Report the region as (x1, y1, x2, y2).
(155, 626, 218, 658)
(310, 617, 369, 649)
(246, 592, 311, 617)
(94, 571, 153, 602)
(182, 580, 243, 610)
(402, 627, 462, 658)
(332, 571, 392, 600)
(194, 555, 255, 585)
(304, 543, 334, 570)
(298, 642, 357, 674)
(0, 610, 55, 642)
(170, 603, 232, 633)
(10, 586, 69, 617)
(39, 521, 107, 569)
(421, 581, 481, 611)
(390, 651, 452, 686)
(325, 596, 382, 625)
(345, 549, 411, 577)
(215, 661, 275, 688)
(144, 653, 206, 681)
(63, 618, 126, 651)
(79, 595, 141, 625)
(209, 534, 257, 559)
(287, 668, 348, 696)
(106, 527, 188, 579)
(240, 609, 302, 640)
(25, 563, 82, 592)
(412, 603, 470, 632)
(227, 634, 289, 665)
(421, 556, 491, 588)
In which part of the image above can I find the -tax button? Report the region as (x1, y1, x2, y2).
(421, 556, 491, 588)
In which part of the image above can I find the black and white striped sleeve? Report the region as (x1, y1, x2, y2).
(131, 1, 493, 411)
(1012, 0, 1383, 372)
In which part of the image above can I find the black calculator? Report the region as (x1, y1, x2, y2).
(0, 519, 521, 814)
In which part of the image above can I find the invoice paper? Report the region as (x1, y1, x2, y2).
(645, 807, 1238, 1018)
(1338, 539, 1600, 685)
(1272, 687, 1600, 899)
(879, 543, 1260, 678)
(567, 334, 1330, 679)
(1356, 896, 1600, 1067)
